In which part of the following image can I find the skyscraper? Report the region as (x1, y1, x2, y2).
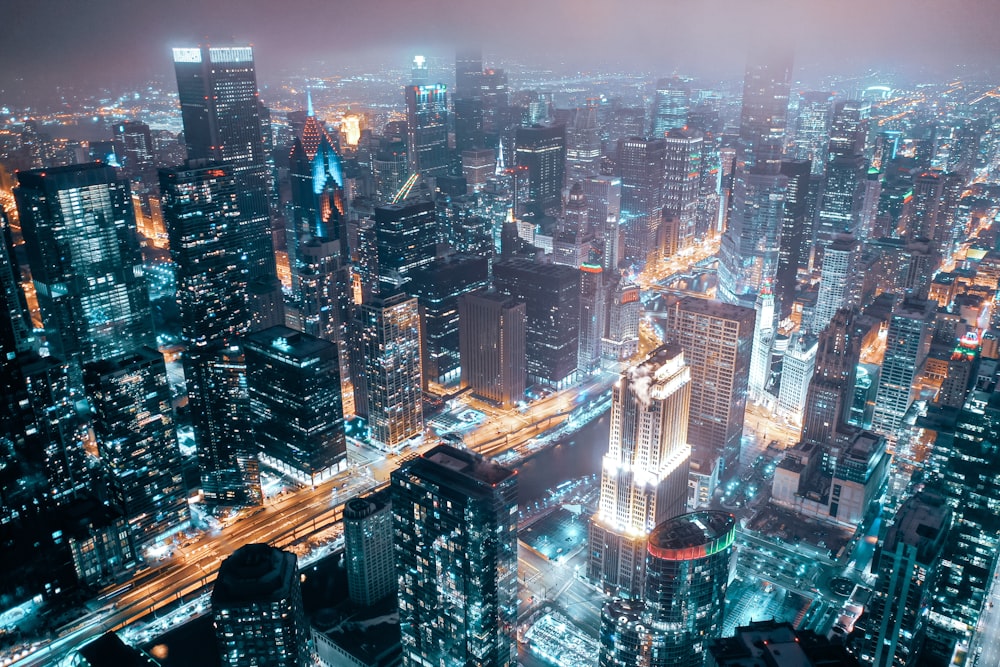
(84, 349, 188, 546)
(599, 511, 735, 667)
(344, 488, 395, 608)
(871, 298, 935, 440)
(737, 50, 792, 173)
(212, 543, 310, 667)
(589, 344, 693, 596)
(582, 175, 623, 271)
(15, 164, 154, 376)
(374, 200, 438, 288)
(775, 159, 812, 316)
(353, 292, 423, 449)
(244, 327, 345, 485)
(860, 491, 950, 667)
(776, 334, 817, 425)
(391, 445, 517, 667)
(578, 263, 606, 374)
(514, 124, 566, 214)
(794, 91, 833, 175)
(651, 77, 690, 137)
(566, 104, 602, 183)
(663, 128, 704, 252)
(172, 46, 277, 283)
(405, 84, 449, 178)
(748, 284, 776, 404)
(668, 297, 755, 475)
(813, 235, 858, 333)
(618, 137, 667, 266)
(801, 308, 865, 448)
(458, 290, 527, 409)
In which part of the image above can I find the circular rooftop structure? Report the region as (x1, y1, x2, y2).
(647, 511, 736, 562)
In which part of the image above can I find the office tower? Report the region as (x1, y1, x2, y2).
(494, 258, 580, 387)
(599, 511, 735, 667)
(794, 91, 833, 175)
(373, 138, 410, 203)
(212, 543, 310, 667)
(717, 167, 787, 306)
(908, 171, 945, 246)
(455, 47, 483, 98)
(454, 97, 484, 154)
(374, 200, 438, 288)
(287, 101, 350, 343)
(84, 349, 188, 545)
(800, 308, 864, 447)
(410, 54, 429, 85)
(814, 153, 865, 255)
(748, 285, 775, 404)
(582, 175, 623, 271)
(0, 210, 30, 437)
(480, 68, 510, 135)
(651, 77, 690, 137)
(775, 159, 811, 316)
(860, 491, 950, 667)
(344, 488, 395, 608)
(405, 83, 449, 178)
(406, 254, 489, 386)
(458, 290, 527, 409)
(353, 292, 423, 449)
(461, 148, 495, 193)
(172, 46, 277, 283)
(938, 337, 977, 408)
(514, 124, 566, 214)
(113, 121, 155, 181)
(602, 275, 641, 365)
(244, 327, 345, 484)
(663, 129, 703, 251)
(589, 344, 693, 596)
(566, 104, 602, 183)
(15, 164, 154, 376)
(776, 334, 817, 425)
(738, 50, 792, 172)
(668, 298, 754, 475)
(813, 235, 857, 333)
(708, 620, 859, 666)
(618, 137, 667, 266)
(871, 298, 935, 440)
(391, 445, 517, 667)
(827, 100, 870, 160)
(697, 140, 724, 237)
(578, 263, 606, 374)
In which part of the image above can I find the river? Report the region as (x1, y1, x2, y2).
(516, 408, 610, 506)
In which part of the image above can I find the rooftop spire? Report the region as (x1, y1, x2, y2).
(307, 87, 314, 117)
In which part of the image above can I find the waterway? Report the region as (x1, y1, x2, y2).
(516, 408, 610, 506)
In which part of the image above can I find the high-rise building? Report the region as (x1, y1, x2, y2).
(458, 290, 527, 409)
(344, 488, 395, 608)
(514, 124, 566, 214)
(663, 129, 704, 252)
(391, 445, 517, 667)
(493, 258, 580, 388)
(405, 84, 449, 178)
(455, 47, 483, 99)
(776, 334, 817, 425)
(454, 97, 484, 154)
(589, 344, 693, 596)
(794, 91, 833, 175)
(651, 77, 690, 137)
(800, 308, 865, 448)
(287, 101, 349, 343)
(83, 349, 188, 545)
(774, 159, 812, 316)
(871, 298, 935, 440)
(668, 298, 754, 475)
(599, 511, 735, 667)
(244, 327, 345, 485)
(602, 275, 641, 366)
(813, 235, 857, 333)
(212, 543, 310, 667)
(406, 254, 489, 386)
(15, 164, 154, 376)
(814, 154, 865, 256)
(566, 104, 602, 183)
(353, 292, 423, 449)
(618, 137, 667, 266)
(374, 200, 438, 288)
(113, 121, 155, 181)
(578, 263, 606, 374)
(738, 50, 792, 173)
(582, 175, 623, 271)
(373, 138, 410, 203)
(172, 46, 277, 283)
(827, 100, 870, 160)
(748, 285, 776, 404)
(860, 491, 950, 667)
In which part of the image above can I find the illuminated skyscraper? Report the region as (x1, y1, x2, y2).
(15, 163, 154, 378)
(244, 327, 345, 485)
(813, 235, 857, 333)
(578, 263, 606, 374)
(84, 348, 188, 545)
(455, 47, 483, 98)
(391, 445, 517, 667)
(344, 488, 395, 608)
(618, 137, 667, 266)
(566, 104, 602, 183)
(375, 200, 438, 288)
(354, 292, 423, 449)
(602, 275, 641, 366)
(458, 290, 527, 409)
(599, 511, 735, 667)
(748, 285, 775, 404)
(514, 124, 566, 214)
(794, 91, 833, 175)
(801, 308, 864, 448)
(776, 334, 817, 426)
(589, 344, 693, 596)
(663, 129, 703, 252)
(406, 84, 449, 178)
(737, 50, 792, 173)
(651, 77, 689, 137)
(212, 544, 310, 667)
(582, 175, 623, 271)
(287, 102, 350, 343)
(668, 297, 754, 475)
(871, 298, 935, 440)
(172, 46, 277, 283)
(775, 159, 812, 316)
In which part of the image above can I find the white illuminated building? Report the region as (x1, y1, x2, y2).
(588, 344, 692, 597)
(748, 283, 776, 406)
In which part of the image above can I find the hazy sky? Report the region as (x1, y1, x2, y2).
(2, 0, 999, 93)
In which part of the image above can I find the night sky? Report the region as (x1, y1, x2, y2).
(2, 0, 1000, 93)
